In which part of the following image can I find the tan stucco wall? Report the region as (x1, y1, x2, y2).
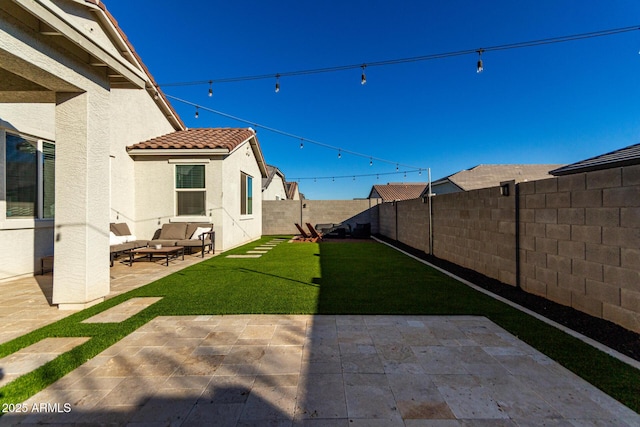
(109, 88, 177, 231)
(221, 141, 263, 250)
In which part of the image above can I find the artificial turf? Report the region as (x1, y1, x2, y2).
(1, 236, 638, 413)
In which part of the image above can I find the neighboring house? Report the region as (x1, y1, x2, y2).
(550, 143, 640, 175)
(286, 181, 303, 200)
(127, 128, 268, 252)
(262, 165, 288, 200)
(368, 183, 428, 203)
(425, 164, 564, 196)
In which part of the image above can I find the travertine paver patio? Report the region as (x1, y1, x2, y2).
(2, 315, 638, 426)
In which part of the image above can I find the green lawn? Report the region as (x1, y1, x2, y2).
(1, 237, 639, 413)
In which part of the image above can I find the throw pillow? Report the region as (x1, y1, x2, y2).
(190, 226, 212, 240)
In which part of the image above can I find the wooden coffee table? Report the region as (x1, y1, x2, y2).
(128, 246, 184, 266)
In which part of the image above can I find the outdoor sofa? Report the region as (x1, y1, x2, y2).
(110, 223, 149, 266)
(149, 222, 215, 257)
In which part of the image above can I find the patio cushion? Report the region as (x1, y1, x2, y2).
(177, 238, 212, 247)
(159, 223, 188, 240)
(111, 222, 132, 236)
(186, 223, 213, 240)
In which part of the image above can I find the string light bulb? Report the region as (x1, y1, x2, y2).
(275, 74, 280, 92)
(338, 149, 342, 159)
(361, 65, 367, 85)
(208, 80, 213, 97)
(195, 107, 199, 118)
(369, 158, 373, 166)
(300, 139, 304, 149)
(476, 49, 484, 73)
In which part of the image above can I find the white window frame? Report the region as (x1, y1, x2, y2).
(175, 164, 206, 217)
(2, 129, 55, 223)
(241, 171, 253, 216)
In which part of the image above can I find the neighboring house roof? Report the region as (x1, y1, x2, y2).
(550, 143, 640, 176)
(286, 181, 301, 200)
(368, 183, 427, 201)
(263, 165, 286, 190)
(126, 128, 268, 177)
(430, 164, 564, 193)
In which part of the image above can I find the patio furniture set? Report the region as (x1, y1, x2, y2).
(110, 222, 214, 266)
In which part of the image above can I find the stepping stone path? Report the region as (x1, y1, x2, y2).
(226, 238, 287, 259)
(82, 297, 163, 323)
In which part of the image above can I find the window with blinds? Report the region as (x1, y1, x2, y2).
(175, 164, 205, 216)
(4, 132, 55, 219)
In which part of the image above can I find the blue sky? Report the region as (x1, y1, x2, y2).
(106, 1, 640, 199)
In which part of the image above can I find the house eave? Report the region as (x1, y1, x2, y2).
(127, 148, 230, 156)
(12, 0, 147, 88)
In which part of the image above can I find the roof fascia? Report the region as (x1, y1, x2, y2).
(14, 0, 146, 88)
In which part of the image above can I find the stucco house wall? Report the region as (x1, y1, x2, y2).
(132, 138, 264, 252)
(109, 89, 178, 230)
(221, 141, 263, 250)
(0, 0, 183, 309)
(263, 172, 287, 200)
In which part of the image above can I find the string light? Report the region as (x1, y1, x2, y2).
(195, 106, 199, 118)
(290, 168, 425, 182)
(275, 74, 280, 93)
(369, 158, 373, 166)
(300, 139, 304, 149)
(476, 49, 484, 73)
(158, 25, 640, 88)
(164, 94, 425, 172)
(208, 80, 213, 97)
(361, 64, 367, 85)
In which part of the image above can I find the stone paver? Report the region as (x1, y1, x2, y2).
(81, 297, 163, 324)
(1, 315, 638, 426)
(0, 337, 90, 387)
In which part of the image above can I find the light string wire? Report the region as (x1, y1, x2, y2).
(157, 25, 639, 87)
(164, 94, 426, 173)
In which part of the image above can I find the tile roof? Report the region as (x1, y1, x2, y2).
(127, 128, 255, 151)
(368, 183, 428, 201)
(550, 143, 640, 176)
(440, 164, 563, 191)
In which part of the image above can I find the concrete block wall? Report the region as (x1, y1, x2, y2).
(396, 198, 431, 253)
(432, 184, 517, 286)
(378, 202, 397, 239)
(519, 167, 640, 333)
(262, 199, 377, 235)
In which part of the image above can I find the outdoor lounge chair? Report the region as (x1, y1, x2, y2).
(306, 223, 323, 242)
(294, 223, 312, 241)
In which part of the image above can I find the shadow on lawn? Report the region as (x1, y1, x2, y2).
(237, 267, 320, 288)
